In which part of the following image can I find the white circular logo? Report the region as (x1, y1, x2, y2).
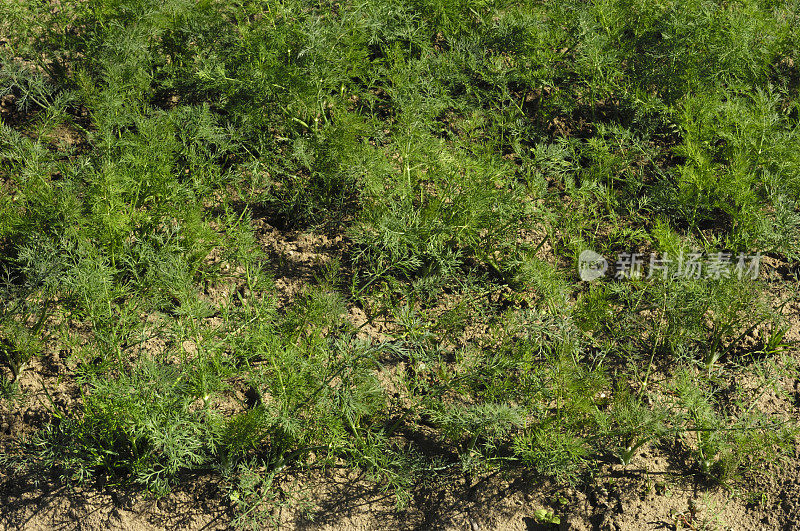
(578, 250, 608, 281)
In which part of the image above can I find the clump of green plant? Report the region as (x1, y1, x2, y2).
(348, 109, 534, 300)
(513, 426, 589, 485)
(0, 235, 64, 387)
(672, 369, 796, 485)
(0, 300, 49, 385)
(28, 359, 222, 492)
(598, 385, 671, 466)
(432, 402, 525, 468)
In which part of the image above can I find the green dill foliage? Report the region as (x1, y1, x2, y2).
(31, 359, 222, 492)
(598, 384, 671, 466)
(671, 368, 796, 485)
(0, 0, 799, 526)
